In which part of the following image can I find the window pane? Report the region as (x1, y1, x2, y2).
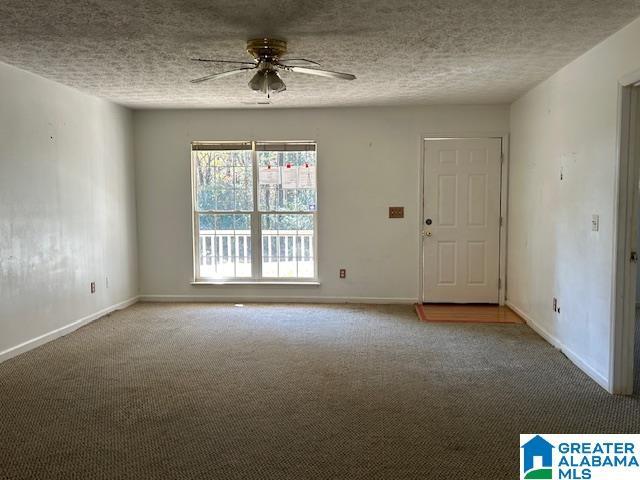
(261, 214, 315, 278)
(257, 148, 316, 212)
(259, 185, 279, 212)
(194, 149, 253, 212)
(214, 188, 234, 211)
(235, 188, 253, 211)
(297, 189, 317, 212)
(282, 188, 297, 211)
(198, 214, 251, 278)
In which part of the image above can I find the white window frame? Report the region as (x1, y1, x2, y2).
(190, 140, 319, 284)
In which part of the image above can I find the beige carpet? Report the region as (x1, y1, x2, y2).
(1, 303, 639, 480)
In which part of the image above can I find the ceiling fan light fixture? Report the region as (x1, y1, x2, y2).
(248, 69, 286, 96)
(266, 70, 286, 94)
(248, 70, 268, 93)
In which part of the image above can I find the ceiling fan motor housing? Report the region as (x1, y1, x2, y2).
(246, 38, 287, 62)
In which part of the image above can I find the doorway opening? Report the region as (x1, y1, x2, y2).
(419, 136, 508, 306)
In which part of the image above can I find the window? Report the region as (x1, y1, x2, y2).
(192, 141, 317, 282)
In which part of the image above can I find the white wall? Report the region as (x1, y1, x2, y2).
(134, 105, 509, 302)
(0, 62, 138, 358)
(507, 17, 640, 389)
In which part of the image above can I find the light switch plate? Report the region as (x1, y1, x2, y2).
(389, 207, 404, 218)
(592, 214, 599, 232)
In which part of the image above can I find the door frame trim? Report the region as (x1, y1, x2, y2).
(610, 69, 640, 395)
(418, 132, 510, 305)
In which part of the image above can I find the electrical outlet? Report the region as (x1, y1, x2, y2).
(90, 282, 96, 294)
(339, 268, 346, 279)
(592, 214, 599, 232)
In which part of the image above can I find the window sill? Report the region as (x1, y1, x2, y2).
(191, 280, 321, 286)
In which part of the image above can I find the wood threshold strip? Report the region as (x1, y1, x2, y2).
(415, 303, 524, 324)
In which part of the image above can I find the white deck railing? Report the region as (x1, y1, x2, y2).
(199, 230, 314, 266)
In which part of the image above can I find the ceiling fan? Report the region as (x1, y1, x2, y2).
(190, 38, 356, 97)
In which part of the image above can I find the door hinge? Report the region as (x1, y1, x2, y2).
(500, 152, 504, 164)
(632, 251, 638, 263)
(498, 278, 502, 289)
(499, 216, 503, 227)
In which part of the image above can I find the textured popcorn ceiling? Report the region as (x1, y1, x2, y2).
(1, 0, 640, 108)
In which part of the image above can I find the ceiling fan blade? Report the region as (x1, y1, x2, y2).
(191, 58, 256, 65)
(190, 67, 255, 84)
(284, 65, 356, 81)
(278, 58, 321, 66)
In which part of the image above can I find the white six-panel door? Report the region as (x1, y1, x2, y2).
(422, 138, 502, 303)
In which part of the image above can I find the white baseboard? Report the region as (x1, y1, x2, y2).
(0, 296, 139, 364)
(507, 301, 610, 392)
(139, 294, 417, 305)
